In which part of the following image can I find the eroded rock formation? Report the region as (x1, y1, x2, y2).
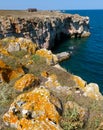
(0, 10, 90, 49)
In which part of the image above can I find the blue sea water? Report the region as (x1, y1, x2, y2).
(54, 10, 103, 93)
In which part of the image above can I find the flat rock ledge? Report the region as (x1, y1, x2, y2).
(0, 10, 90, 49)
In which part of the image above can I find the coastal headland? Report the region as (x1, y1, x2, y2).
(0, 10, 103, 130)
(0, 10, 90, 49)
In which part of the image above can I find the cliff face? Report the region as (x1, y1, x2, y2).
(0, 10, 90, 49)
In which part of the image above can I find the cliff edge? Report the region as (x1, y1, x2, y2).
(0, 10, 90, 49)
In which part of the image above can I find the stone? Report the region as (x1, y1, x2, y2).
(0, 60, 12, 83)
(3, 87, 62, 130)
(0, 11, 90, 49)
(6, 38, 37, 54)
(7, 42, 20, 52)
(9, 67, 25, 80)
(83, 83, 103, 100)
(0, 60, 24, 83)
(72, 75, 87, 89)
(0, 48, 10, 56)
(45, 74, 61, 88)
(56, 52, 70, 62)
(41, 71, 49, 78)
(36, 49, 58, 65)
(14, 74, 39, 92)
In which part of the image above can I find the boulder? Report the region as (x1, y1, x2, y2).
(36, 49, 58, 65)
(56, 52, 70, 62)
(3, 87, 62, 130)
(7, 42, 20, 52)
(84, 83, 103, 100)
(14, 74, 39, 92)
(6, 38, 37, 54)
(72, 75, 87, 89)
(0, 60, 24, 83)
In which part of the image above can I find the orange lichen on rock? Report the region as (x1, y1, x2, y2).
(36, 49, 58, 65)
(72, 75, 86, 89)
(6, 37, 37, 54)
(45, 74, 61, 88)
(72, 75, 103, 100)
(0, 60, 24, 83)
(41, 71, 49, 78)
(84, 83, 103, 100)
(15, 38, 37, 54)
(14, 74, 39, 92)
(3, 111, 18, 128)
(0, 48, 10, 56)
(0, 60, 9, 68)
(0, 60, 12, 83)
(3, 87, 61, 130)
(9, 67, 25, 80)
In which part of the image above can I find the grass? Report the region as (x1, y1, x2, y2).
(31, 54, 41, 62)
(60, 105, 82, 130)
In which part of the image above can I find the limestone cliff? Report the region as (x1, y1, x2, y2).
(0, 10, 90, 49)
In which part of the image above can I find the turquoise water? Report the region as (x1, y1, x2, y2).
(54, 10, 103, 93)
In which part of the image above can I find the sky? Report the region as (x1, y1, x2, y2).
(0, 0, 103, 10)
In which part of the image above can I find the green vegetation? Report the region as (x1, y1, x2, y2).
(31, 54, 41, 62)
(60, 107, 82, 130)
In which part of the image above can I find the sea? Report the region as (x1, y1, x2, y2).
(53, 10, 103, 93)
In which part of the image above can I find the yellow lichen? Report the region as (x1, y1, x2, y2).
(72, 75, 86, 89)
(3, 87, 61, 130)
(0, 60, 24, 83)
(9, 67, 24, 80)
(36, 49, 58, 65)
(41, 71, 49, 78)
(45, 74, 61, 88)
(0, 48, 10, 56)
(3, 111, 18, 127)
(14, 74, 39, 92)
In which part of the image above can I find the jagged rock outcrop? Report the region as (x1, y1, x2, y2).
(14, 74, 39, 92)
(3, 87, 62, 130)
(72, 75, 103, 100)
(0, 10, 90, 49)
(36, 48, 58, 65)
(1, 37, 37, 54)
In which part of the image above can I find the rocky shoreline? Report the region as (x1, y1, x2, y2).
(0, 10, 90, 49)
(0, 11, 103, 130)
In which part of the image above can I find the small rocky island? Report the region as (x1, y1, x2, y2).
(0, 10, 103, 130)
